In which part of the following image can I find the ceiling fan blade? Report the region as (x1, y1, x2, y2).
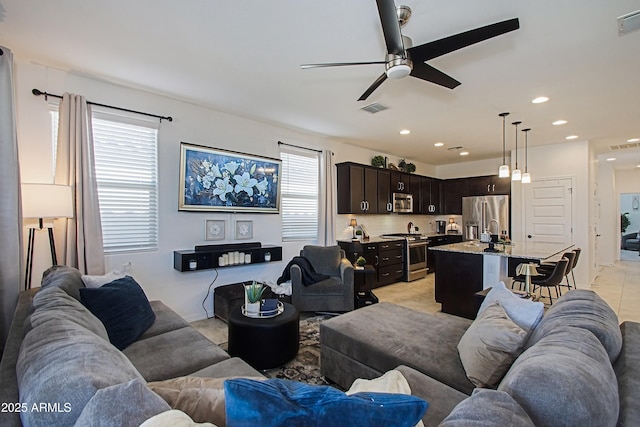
(358, 73, 388, 101)
(300, 61, 386, 69)
(376, 0, 405, 56)
(410, 62, 461, 89)
(407, 18, 520, 62)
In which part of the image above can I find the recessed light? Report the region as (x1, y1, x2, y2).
(400, 129, 411, 135)
(606, 157, 616, 161)
(628, 138, 640, 142)
(566, 135, 578, 140)
(459, 151, 469, 156)
(636, 164, 640, 168)
(532, 96, 549, 104)
(553, 120, 567, 125)
(434, 142, 444, 147)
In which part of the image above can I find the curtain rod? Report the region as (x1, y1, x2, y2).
(277, 141, 323, 153)
(32, 88, 173, 122)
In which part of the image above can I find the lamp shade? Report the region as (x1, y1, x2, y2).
(22, 184, 73, 219)
(349, 218, 357, 227)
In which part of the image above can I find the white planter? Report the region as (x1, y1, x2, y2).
(245, 301, 260, 315)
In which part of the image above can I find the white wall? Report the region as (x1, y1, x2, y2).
(511, 140, 592, 287)
(14, 60, 440, 321)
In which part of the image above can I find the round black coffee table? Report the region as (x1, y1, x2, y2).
(227, 302, 299, 370)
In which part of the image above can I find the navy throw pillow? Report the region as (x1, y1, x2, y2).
(224, 378, 428, 427)
(80, 276, 155, 350)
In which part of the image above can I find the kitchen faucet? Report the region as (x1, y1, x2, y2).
(489, 219, 500, 236)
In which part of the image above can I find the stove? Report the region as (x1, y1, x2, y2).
(380, 234, 429, 281)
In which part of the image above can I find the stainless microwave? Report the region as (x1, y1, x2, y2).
(392, 193, 413, 213)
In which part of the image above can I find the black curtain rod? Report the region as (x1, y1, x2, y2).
(32, 88, 172, 122)
(277, 141, 323, 153)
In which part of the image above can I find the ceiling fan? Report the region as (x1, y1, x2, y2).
(301, 0, 519, 101)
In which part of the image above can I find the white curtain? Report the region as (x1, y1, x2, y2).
(0, 46, 23, 352)
(318, 149, 336, 245)
(54, 93, 105, 275)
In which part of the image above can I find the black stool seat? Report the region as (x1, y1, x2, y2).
(214, 282, 276, 323)
(228, 302, 299, 370)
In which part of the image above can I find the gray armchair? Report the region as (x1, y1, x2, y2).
(621, 232, 639, 251)
(290, 245, 354, 313)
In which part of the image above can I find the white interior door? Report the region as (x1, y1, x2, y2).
(524, 178, 573, 245)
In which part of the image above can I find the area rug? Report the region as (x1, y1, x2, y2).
(220, 315, 333, 385)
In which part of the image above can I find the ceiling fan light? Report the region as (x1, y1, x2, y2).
(499, 164, 510, 178)
(386, 64, 411, 79)
(521, 172, 531, 184)
(512, 169, 522, 181)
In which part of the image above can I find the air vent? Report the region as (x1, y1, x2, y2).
(447, 146, 465, 151)
(360, 103, 389, 114)
(609, 142, 640, 151)
(618, 10, 640, 35)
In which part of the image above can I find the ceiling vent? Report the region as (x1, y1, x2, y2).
(447, 146, 465, 151)
(360, 103, 389, 114)
(618, 10, 640, 35)
(609, 142, 640, 151)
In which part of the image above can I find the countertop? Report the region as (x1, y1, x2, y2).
(338, 233, 462, 244)
(429, 241, 574, 261)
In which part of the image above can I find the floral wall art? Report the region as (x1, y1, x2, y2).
(179, 142, 281, 213)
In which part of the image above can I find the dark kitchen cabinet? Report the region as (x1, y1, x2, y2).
(421, 177, 441, 214)
(427, 234, 463, 273)
(337, 163, 379, 214)
(390, 171, 409, 193)
(338, 240, 405, 288)
(408, 175, 422, 213)
(467, 175, 511, 196)
(376, 169, 393, 213)
(442, 178, 469, 214)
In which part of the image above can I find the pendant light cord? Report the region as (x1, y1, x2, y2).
(499, 112, 510, 164)
(522, 128, 530, 172)
(512, 121, 521, 168)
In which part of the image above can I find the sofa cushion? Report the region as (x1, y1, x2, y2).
(80, 275, 156, 350)
(16, 316, 144, 426)
(40, 265, 86, 301)
(81, 261, 131, 288)
(302, 245, 341, 275)
(74, 378, 170, 427)
(27, 286, 109, 340)
(526, 289, 622, 363)
(613, 321, 640, 427)
(439, 389, 535, 427)
(478, 281, 544, 333)
(321, 303, 475, 394)
(148, 375, 263, 426)
(224, 378, 428, 427)
(457, 302, 527, 388)
(140, 410, 217, 427)
(498, 327, 619, 427)
(124, 326, 230, 381)
(139, 300, 191, 340)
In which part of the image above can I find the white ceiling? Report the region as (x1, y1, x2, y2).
(2, 0, 640, 169)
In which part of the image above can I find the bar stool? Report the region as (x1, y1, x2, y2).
(536, 251, 576, 296)
(531, 257, 570, 305)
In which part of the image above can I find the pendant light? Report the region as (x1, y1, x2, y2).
(521, 128, 531, 184)
(498, 112, 510, 178)
(511, 121, 522, 181)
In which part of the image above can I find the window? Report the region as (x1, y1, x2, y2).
(280, 148, 319, 241)
(52, 109, 159, 253)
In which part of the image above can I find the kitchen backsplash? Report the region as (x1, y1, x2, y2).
(336, 214, 462, 240)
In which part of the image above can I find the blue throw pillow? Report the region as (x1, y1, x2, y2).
(224, 378, 428, 427)
(80, 276, 155, 350)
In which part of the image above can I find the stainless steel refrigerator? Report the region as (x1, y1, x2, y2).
(462, 195, 510, 241)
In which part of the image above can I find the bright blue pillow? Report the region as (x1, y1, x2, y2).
(224, 378, 428, 427)
(79, 276, 155, 350)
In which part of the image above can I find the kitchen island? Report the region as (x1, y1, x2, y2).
(430, 241, 574, 319)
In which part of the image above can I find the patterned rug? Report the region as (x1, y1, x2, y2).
(220, 315, 333, 385)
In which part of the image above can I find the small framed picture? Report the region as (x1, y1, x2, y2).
(235, 220, 253, 240)
(205, 219, 225, 241)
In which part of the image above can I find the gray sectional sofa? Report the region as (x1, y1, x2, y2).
(321, 290, 640, 426)
(0, 266, 262, 427)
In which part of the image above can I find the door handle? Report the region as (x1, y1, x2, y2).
(387, 202, 392, 212)
(492, 184, 495, 192)
(487, 184, 490, 192)
(527, 235, 533, 238)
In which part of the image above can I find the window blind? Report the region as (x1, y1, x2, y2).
(91, 115, 159, 253)
(280, 149, 319, 241)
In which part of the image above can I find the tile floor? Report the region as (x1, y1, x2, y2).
(192, 257, 640, 340)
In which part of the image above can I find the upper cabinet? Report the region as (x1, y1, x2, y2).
(336, 162, 508, 216)
(337, 163, 379, 214)
(467, 175, 511, 196)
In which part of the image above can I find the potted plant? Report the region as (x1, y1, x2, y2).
(244, 281, 265, 316)
(371, 155, 385, 168)
(355, 256, 367, 268)
(406, 162, 416, 173)
(621, 212, 631, 233)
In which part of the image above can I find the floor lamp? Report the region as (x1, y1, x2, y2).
(22, 183, 73, 290)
